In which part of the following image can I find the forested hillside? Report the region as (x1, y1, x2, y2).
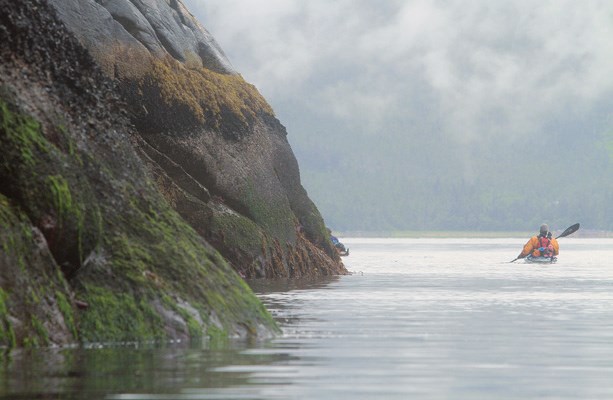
(291, 109, 613, 232)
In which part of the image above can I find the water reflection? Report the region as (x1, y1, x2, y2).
(247, 275, 341, 295)
(2, 239, 613, 400)
(0, 341, 292, 400)
(0, 277, 340, 400)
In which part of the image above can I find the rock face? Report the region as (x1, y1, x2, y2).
(0, 0, 278, 347)
(0, 0, 345, 347)
(49, 0, 346, 279)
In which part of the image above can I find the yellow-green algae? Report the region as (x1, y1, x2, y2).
(0, 98, 103, 273)
(141, 56, 274, 129)
(120, 53, 339, 275)
(0, 100, 48, 166)
(1, 97, 278, 346)
(243, 181, 295, 241)
(55, 290, 78, 338)
(210, 209, 265, 257)
(0, 288, 16, 348)
(0, 193, 76, 348)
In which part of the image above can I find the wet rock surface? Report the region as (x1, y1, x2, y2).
(51, 0, 235, 75)
(1, 0, 345, 347)
(50, 0, 347, 279)
(0, 0, 278, 347)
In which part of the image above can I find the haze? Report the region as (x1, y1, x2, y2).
(186, 0, 613, 232)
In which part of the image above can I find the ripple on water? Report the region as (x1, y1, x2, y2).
(2, 238, 613, 400)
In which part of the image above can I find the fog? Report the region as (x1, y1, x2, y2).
(185, 0, 613, 232)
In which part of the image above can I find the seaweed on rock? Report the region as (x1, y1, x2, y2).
(0, 0, 278, 347)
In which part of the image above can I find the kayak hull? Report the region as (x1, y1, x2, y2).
(525, 255, 557, 264)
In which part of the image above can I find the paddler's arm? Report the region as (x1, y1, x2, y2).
(518, 237, 536, 258)
(551, 237, 559, 256)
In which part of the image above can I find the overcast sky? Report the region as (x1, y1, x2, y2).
(181, 1, 613, 230)
(185, 0, 613, 145)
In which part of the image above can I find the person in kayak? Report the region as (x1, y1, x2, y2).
(328, 228, 349, 255)
(516, 224, 560, 260)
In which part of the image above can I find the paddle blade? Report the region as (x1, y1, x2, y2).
(556, 223, 580, 239)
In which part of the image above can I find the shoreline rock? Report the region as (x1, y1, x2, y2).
(1, 0, 345, 347)
(49, 0, 347, 279)
(0, 0, 282, 347)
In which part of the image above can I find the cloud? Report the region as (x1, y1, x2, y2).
(185, 0, 613, 144)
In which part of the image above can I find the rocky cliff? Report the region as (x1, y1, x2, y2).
(0, 0, 344, 347)
(50, 0, 346, 279)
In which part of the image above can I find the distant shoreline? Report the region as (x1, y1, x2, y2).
(335, 230, 613, 239)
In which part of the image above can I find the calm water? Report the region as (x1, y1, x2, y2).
(2, 238, 613, 399)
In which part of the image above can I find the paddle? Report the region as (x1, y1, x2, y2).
(508, 223, 580, 263)
(555, 223, 580, 239)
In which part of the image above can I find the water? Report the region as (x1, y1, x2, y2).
(2, 238, 613, 399)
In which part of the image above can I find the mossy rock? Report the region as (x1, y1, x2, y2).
(1, 85, 278, 345)
(0, 193, 77, 347)
(0, 99, 102, 277)
(128, 56, 274, 139)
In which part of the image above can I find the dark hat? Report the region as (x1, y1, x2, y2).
(540, 224, 549, 234)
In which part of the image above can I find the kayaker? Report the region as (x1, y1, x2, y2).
(328, 228, 348, 255)
(516, 224, 560, 260)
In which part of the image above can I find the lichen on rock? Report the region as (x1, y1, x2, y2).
(1, 0, 278, 347)
(130, 56, 274, 138)
(1, 0, 346, 347)
(47, 0, 346, 279)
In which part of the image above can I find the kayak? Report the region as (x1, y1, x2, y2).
(525, 255, 557, 264)
(333, 240, 349, 257)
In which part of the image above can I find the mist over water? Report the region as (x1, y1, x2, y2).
(246, 238, 613, 399)
(190, 0, 613, 232)
(2, 238, 613, 399)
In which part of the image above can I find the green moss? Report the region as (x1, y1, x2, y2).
(243, 181, 295, 241)
(57, 124, 81, 164)
(1, 97, 279, 346)
(226, 279, 277, 333)
(206, 324, 228, 349)
(159, 299, 203, 339)
(98, 192, 279, 339)
(47, 175, 84, 258)
(141, 57, 274, 130)
(1, 99, 102, 270)
(20, 314, 51, 348)
(30, 315, 49, 347)
(1, 197, 34, 275)
(27, 287, 41, 306)
(107, 234, 153, 286)
(185, 314, 202, 339)
(0, 197, 77, 347)
(48, 175, 73, 222)
(55, 291, 77, 338)
(211, 210, 264, 255)
(0, 100, 48, 167)
(47, 174, 99, 266)
(78, 285, 165, 343)
(0, 288, 16, 348)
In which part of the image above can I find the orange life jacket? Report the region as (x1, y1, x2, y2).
(533, 235, 554, 257)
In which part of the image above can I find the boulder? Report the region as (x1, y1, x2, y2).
(0, 0, 278, 346)
(50, 0, 346, 278)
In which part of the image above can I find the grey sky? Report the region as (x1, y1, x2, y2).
(185, 0, 613, 144)
(181, 0, 613, 231)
